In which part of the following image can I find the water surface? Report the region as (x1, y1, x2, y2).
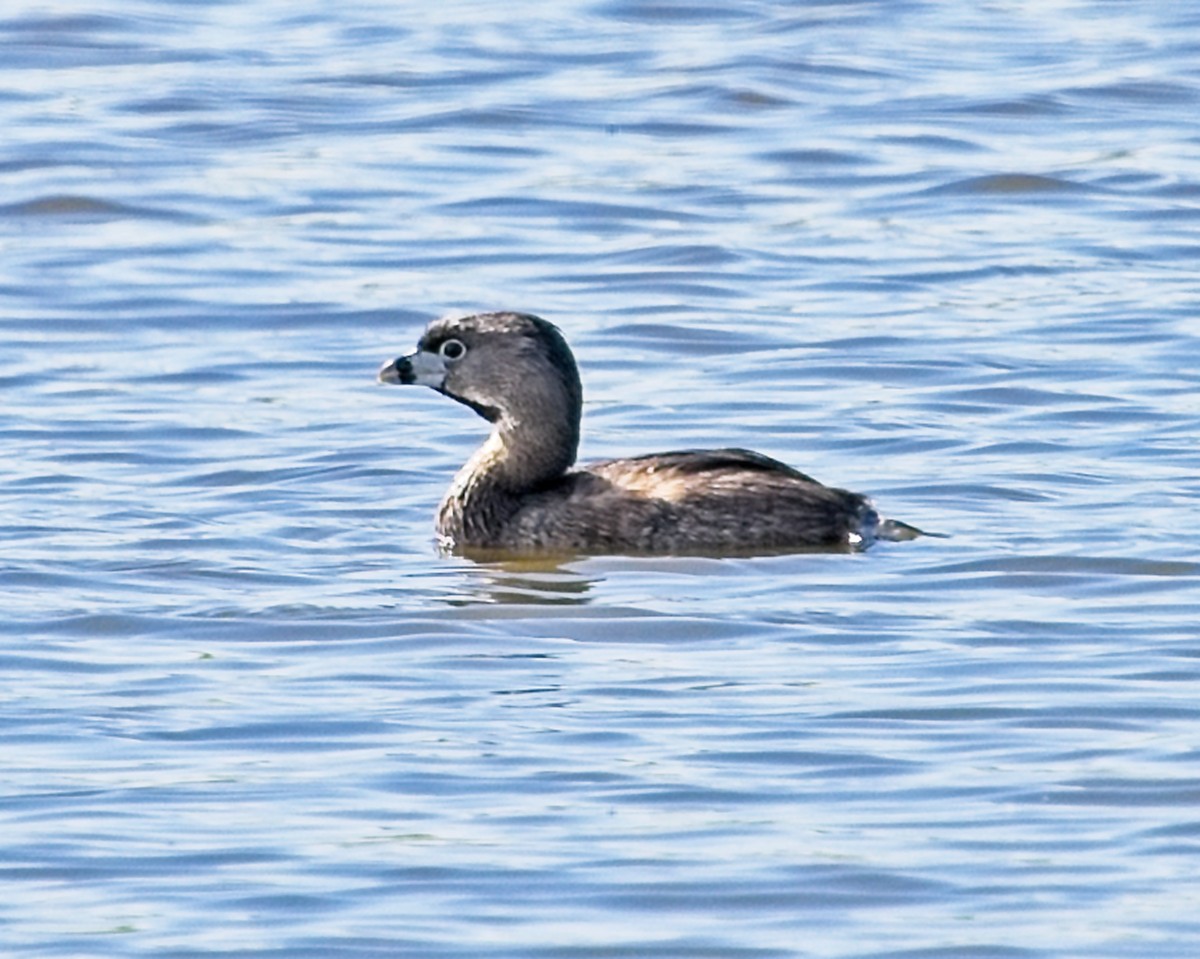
(2, 2, 1199, 957)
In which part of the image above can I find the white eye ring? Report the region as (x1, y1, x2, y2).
(439, 339, 467, 361)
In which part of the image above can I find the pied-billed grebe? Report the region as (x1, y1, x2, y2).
(379, 311, 927, 555)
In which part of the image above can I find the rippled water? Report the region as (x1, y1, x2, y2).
(3, 1, 1200, 956)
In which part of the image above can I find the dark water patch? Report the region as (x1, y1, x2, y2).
(131, 368, 247, 386)
(954, 94, 1069, 118)
(613, 783, 792, 806)
(1023, 404, 1163, 426)
(1087, 171, 1165, 194)
(0, 846, 296, 883)
(808, 333, 929, 352)
(607, 118, 738, 139)
(965, 440, 1071, 456)
(877, 133, 988, 153)
(922, 173, 1094, 197)
(836, 706, 1033, 723)
(856, 948, 1041, 959)
(2, 12, 142, 36)
(595, 243, 744, 267)
(692, 748, 918, 775)
(445, 142, 547, 159)
(325, 67, 546, 91)
(3, 423, 253, 445)
(920, 555, 1199, 584)
(0, 194, 203, 222)
(0, 154, 60, 171)
(762, 148, 875, 167)
(1148, 181, 1200, 200)
(0, 371, 46, 390)
(120, 94, 218, 115)
(344, 247, 559, 270)
(597, 0, 762, 24)
(0, 652, 130, 675)
(752, 48, 895, 82)
(1121, 669, 1200, 683)
(146, 718, 393, 746)
(803, 276, 935, 294)
(600, 869, 951, 912)
(386, 106, 594, 134)
(157, 116, 313, 146)
(435, 195, 715, 224)
(719, 87, 794, 110)
(1116, 205, 1200, 223)
(1029, 778, 1200, 808)
(561, 276, 741, 300)
(0, 12, 204, 68)
(1137, 822, 1200, 841)
(1068, 79, 1200, 106)
(943, 386, 1113, 408)
(775, 358, 968, 388)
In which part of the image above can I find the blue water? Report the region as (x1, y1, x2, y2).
(3, 2, 1200, 956)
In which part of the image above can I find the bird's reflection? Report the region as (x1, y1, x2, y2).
(442, 552, 599, 607)
(434, 540, 871, 608)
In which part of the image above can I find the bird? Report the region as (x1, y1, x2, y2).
(379, 311, 928, 555)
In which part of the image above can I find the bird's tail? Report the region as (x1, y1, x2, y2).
(875, 517, 947, 542)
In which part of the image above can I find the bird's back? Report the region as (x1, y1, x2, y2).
(483, 447, 875, 554)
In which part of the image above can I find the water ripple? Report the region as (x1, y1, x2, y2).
(3, 2, 1200, 957)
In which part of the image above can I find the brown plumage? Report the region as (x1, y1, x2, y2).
(379, 311, 925, 555)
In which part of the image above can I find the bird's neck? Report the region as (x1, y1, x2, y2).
(437, 407, 579, 545)
(475, 406, 579, 492)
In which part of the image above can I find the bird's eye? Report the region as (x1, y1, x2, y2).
(439, 339, 467, 361)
